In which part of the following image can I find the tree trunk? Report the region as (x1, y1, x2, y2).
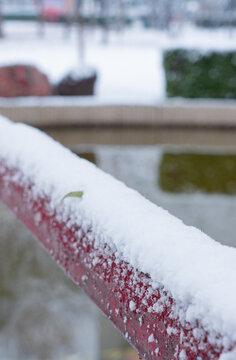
(76, 0, 85, 65)
(0, 2, 3, 38)
(89, 0, 97, 30)
(117, 0, 125, 31)
(34, 0, 45, 37)
(149, 0, 158, 28)
(100, 0, 109, 43)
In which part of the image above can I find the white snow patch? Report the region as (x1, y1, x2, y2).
(220, 349, 236, 360)
(148, 334, 154, 343)
(92, 257, 99, 267)
(192, 328, 205, 341)
(153, 301, 164, 314)
(129, 300, 136, 311)
(34, 212, 42, 226)
(179, 349, 187, 360)
(81, 275, 88, 282)
(167, 326, 178, 336)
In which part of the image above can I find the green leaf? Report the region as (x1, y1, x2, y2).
(61, 191, 84, 202)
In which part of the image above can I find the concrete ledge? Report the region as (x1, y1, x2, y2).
(0, 97, 236, 127)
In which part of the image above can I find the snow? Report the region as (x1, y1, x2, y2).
(167, 326, 178, 336)
(0, 21, 236, 102)
(179, 349, 187, 360)
(1, 116, 236, 355)
(129, 300, 136, 311)
(148, 334, 154, 343)
(0, 21, 163, 101)
(69, 66, 97, 81)
(220, 349, 236, 360)
(152, 301, 164, 314)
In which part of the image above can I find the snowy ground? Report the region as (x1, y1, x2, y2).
(0, 21, 236, 102)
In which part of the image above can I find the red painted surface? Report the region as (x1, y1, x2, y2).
(0, 161, 232, 359)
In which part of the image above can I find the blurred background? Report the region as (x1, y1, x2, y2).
(1, 0, 236, 359)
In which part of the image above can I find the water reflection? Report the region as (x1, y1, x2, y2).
(159, 152, 236, 194)
(94, 145, 236, 247)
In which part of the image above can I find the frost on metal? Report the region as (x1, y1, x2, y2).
(0, 116, 236, 359)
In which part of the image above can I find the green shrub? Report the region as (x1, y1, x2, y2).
(164, 49, 236, 98)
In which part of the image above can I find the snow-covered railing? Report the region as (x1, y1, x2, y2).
(0, 116, 236, 360)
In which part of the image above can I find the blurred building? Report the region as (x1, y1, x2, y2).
(1, 0, 71, 18)
(1, 0, 236, 28)
(2, 0, 37, 17)
(197, 0, 236, 26)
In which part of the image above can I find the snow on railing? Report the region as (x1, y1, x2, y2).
(0, 116, 236, 360)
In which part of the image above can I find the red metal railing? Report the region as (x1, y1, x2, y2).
(0, 131, 235, 359)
